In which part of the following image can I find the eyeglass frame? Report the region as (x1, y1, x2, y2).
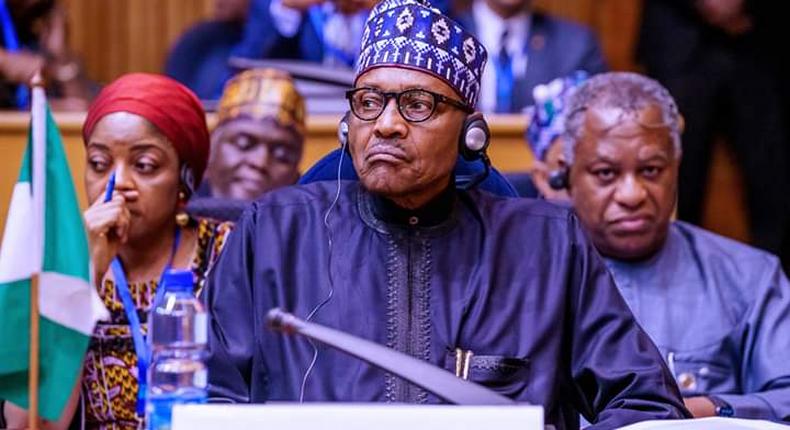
(345, 87, 473, 123)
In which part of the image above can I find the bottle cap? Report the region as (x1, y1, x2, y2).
(161, 269, 193, 292)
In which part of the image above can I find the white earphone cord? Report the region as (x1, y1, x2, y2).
(299, 131, 347, 402)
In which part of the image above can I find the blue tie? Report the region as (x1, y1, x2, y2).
(495, 28, 513, 113)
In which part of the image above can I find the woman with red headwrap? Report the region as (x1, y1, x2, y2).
(79, 73, 232, 429)
(2, 73, 233, 429)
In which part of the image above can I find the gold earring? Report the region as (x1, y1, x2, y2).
(175, 211, 190, 227)
(175, 189, 189, 226)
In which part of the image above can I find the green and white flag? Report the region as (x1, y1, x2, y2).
(0, 86, 108, 420)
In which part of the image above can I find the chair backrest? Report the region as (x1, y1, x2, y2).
(503, 173, 539, 198)
(299, 149, 520, 198)
(186, 197, 250, 222)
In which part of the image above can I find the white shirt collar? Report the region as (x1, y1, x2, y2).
(472, 0, 531, 57)
(472, 0, 532, 112)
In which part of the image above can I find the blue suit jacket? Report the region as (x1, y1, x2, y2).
(233, 0, 451, 62)
(452, 11, 607, 110)
(165, 20, 244, 100)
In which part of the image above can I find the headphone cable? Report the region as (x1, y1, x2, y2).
(299, 136, 347, 402)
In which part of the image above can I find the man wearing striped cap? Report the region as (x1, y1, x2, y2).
(203, 1, 689, 428)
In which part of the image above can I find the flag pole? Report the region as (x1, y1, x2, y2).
(27, 71, 45, 430)
(28, 274, 40, 430)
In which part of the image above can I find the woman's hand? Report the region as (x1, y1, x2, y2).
(83, 193, 131, 284)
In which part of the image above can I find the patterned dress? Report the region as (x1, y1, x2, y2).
(81, 218, 232, 430)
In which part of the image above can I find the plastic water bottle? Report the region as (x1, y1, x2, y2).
(146, 269, 208, 430)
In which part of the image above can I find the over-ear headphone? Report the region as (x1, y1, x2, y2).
(548, 167, 569, 190)
(337, 111, 490, 161)
(458, 112, 490, 161)
(338, 111, 350, 148)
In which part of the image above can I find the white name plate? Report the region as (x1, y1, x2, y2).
(172, 403, 544, 430)
(619, 417, 790, 430)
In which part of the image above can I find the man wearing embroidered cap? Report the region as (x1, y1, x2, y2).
(521, 71, 587, 200)
(200, 68, 306, 201)
(204, 1, 689, 428)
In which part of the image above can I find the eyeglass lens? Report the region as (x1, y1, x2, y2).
(350, 89, 437, 122)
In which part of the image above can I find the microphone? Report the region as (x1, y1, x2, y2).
(266, 308, 516, 406)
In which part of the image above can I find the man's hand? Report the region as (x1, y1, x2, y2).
(696, 0, 753, 35)
(333, 0, 377, 14)
(281, 0, 324, 12)
(280, 0, 375, 14)
(684, 396, 717, 418)
(0, 49, 46, 84)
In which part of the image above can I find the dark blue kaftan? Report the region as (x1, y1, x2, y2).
(204, 181, 689, 429)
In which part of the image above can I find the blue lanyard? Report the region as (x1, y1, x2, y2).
(0, 0, 30, 108)
(110, 228, 181, 417)
(307, 6, 357, 68)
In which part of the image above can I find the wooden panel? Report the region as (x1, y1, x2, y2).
(62, 0, 213, 84)
(533, 0, 642, 71)
(702, 142, 749, 243)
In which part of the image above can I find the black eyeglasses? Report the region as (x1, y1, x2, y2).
(345, 87, 472, 123)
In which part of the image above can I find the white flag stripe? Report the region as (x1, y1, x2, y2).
(0, 182, 36, 283)
(39, 272, 108, 335)
(31, 85, 46, 273)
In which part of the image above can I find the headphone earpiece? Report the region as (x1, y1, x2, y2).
(179, 164, 195, 200)
(338, 111, 350, 149)
(548, 168, 569, 190)
(459, 112, 490, 161)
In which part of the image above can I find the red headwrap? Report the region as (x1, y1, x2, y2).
(82, 73, 210, 188)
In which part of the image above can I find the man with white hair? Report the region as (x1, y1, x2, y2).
(559, 72, 790, 421)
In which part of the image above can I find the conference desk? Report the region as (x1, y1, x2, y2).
(0, 112, 746, 243)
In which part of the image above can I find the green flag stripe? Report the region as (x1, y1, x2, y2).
(0, 279, 30, 375)
(41, 107, 90, 282)
(0, 315, 90, 421)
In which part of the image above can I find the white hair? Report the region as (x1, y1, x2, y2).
(562, 72, 683, 165)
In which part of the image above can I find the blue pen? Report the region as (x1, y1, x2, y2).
(103, 171, 116, 203)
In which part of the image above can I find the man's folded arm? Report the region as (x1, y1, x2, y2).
(205, 209, 260, 403)
(716, 260, 790, 421)
(564, 214, 690, 428)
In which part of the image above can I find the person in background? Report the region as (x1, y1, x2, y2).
(510, 71, 586, 199)
(199, 68, 305, 200)
(0, 0, 93, 110)
(561, 72, 790, 421)
(452, 0, 605, 113)
(188, 68, 305, 222)
(165, 0, 250, 99)
(229, 0, 376, 69)
(204, 1, 689, 428)
(637, 0, 789, 267)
